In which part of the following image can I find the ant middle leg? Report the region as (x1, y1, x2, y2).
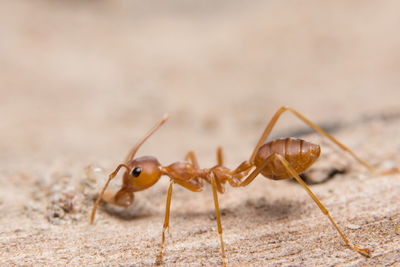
(185, 147, 224, 167)
(250, 106, 397, 174)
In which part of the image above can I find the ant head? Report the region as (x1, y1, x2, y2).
(126, 156, 162, 192)
(95, 114, 169, 210)
(90, 115, 169, 222)
(114, 114, 168, 204)
(112, 156, 162, 207)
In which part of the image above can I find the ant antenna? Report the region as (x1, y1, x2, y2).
(124, 114, 169, 163)
(90, 114, 169, 224)
(90, 163, 130, 224)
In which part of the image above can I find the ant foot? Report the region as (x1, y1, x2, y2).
(356, 247, 372, 258)
(155, 254, 164, 265)
(379, 167, 399, 175)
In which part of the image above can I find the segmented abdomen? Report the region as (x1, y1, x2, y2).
(254, 138, 321, 180)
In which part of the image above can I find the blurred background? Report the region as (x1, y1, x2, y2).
(1, 1, 400, 171)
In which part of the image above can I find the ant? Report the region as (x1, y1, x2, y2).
(90, 106, 398, 265)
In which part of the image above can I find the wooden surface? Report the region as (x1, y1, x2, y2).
(1, 1, 400, 266)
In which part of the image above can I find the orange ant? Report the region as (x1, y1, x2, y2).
(90, 106, 398, 265)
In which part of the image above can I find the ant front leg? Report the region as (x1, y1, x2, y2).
(158, 181, 174, 263)
(157, 177, 203, 264)
(250, 106, 398, 174)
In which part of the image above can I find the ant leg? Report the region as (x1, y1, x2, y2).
(239, 155, 278, 187)
(90, 163, 130, 224)
(233, 162, 252, 175)
(272, 153, 371, 257)
(157, 178, 203, 264)
(217, 146, 223, 166)
(250, 106, 396, 174)
(250, 106, 295, 162)
(240, 153, 371, 256)
(185, 151, 199, 168)
(184, 143, 223, 168)
(159, 181, 174, 261)
(232, 161, 253, 181)
(222, 161, 254, 187)
(210, 172, 227, 266)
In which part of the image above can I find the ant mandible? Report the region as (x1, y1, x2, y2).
(90, 106, 398, 265)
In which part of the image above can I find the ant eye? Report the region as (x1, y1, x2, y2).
(131, 167, 142, 178)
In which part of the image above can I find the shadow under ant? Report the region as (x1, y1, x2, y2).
(298, 167, 348, 185)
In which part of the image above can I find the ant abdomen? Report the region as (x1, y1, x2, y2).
(255, 138, 321, 180)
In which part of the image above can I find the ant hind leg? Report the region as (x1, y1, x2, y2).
(273, 153, 371, 257)
(250, 106, 397, 174)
